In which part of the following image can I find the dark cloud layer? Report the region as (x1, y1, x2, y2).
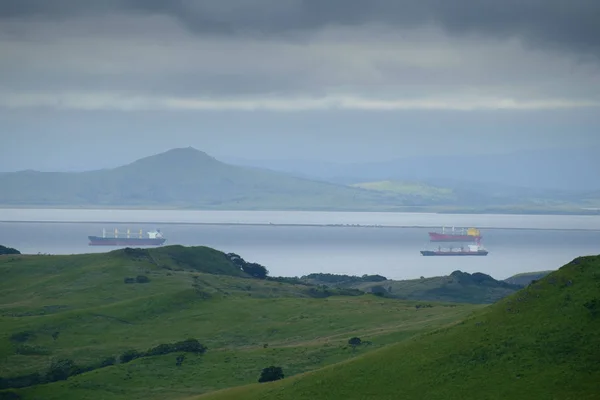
(2, 0, 599, 56)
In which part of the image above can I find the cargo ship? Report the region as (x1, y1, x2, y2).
(428, 227, 481, 243)
(88, 228, 166, 246)
(420, 244, 488, 256)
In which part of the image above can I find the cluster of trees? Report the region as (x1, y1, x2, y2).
(302, 273, 387, 285)
(0, 245, 20, 255)
(123, 275, 150, 284)
(226, 253, 269, 279)
(0, 338, 206, 391)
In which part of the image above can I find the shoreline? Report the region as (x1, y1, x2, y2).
(1, 220, 599, 232)
(0, 205, 598, 216)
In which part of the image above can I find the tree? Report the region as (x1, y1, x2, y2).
(348, 337, 362, 347)
(242, 262, 269, 279)
(258, 366, 284, 383)
(0, 245, 20, 255)
(173, 338, 207, 354)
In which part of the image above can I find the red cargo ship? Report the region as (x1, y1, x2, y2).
(428, 227, 481, 243)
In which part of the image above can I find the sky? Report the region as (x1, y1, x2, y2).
(1, 0, 599, 171)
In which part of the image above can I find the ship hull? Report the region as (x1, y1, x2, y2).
(428, 233, 481, 242)
(88, 236, 166, 246)
(420, 250, 488, 256)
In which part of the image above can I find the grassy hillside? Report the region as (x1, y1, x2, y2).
(0, 246, 480, 399)
(350, 179, 591, 212)
(197, 255, 600, 400)
(353, 271, 522, 304)
(0, 147, 405, 211)
(351, 181, 457, 204)
(503, 270, 555, 286)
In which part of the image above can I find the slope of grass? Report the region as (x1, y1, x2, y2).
(0, 246, 480, 399)
(503, 270, 555, 286)
(302, 271, 522, 304)
(310, 270, 522, 304)
(352, 180, 455, 201)
(196, 255, 600, 400)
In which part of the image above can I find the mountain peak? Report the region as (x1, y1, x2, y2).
(117, 147, 223, 173)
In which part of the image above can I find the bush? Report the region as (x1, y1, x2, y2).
(0, 390, 22, 399)
(46, 359, 77, 382)
(99, 357, 116, 368)
(370, 285, 388, 297)
(136, 275, 150, 283)
(175, 354, 185, 366)
(173, 338, 207, 354)
(120, 349, 142, 364)
(146, 343, 175, 356)
(348, 337, 362, 347)
(9, 331, 35, 343)
(258, 366, 284, 383)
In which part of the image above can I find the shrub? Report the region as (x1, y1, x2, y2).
(173, 338, 207, 354)
(146, 343, 175, 356)
(258, 366, 284, 383)
(120, 349, 142, 364)
(99, 357, 116, 368)
(9, 331, 35, 343)
(46, 359, 77, 382)
(175, 354, 185, 366)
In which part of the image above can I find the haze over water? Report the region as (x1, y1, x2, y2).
(1, 209, 599, 281)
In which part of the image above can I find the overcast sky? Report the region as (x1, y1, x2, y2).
(1, 0, 599, 171)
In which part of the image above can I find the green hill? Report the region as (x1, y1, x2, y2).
(504, 270, 555, 286)
(353, 271, 522, 304)
(0, 246, 480, 399)
(196, 255, 600, 400)
(0, 147, 405, 211)
(351, 180, 457, 204)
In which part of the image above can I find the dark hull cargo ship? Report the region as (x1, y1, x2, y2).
(88, 228, 166, 246)
(420, 244, 489, 256)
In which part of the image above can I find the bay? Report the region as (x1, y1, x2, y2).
(1, 208, 599, 281)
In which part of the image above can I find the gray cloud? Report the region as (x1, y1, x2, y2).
(0, 1, 599, 112)
(2, 0, 599, 57)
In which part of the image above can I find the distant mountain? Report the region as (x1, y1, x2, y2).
(224, 147, 600, 192)
(0, 147, 595, 212)
(0, 147, 404, 210)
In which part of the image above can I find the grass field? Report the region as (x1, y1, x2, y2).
(0, 246, 481, 399)
(195, 255, 600, 400)
(352, 180, 456, 202)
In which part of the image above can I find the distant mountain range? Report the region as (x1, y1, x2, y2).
(0, 147, 597, 213)
(222, 147, 600, 192)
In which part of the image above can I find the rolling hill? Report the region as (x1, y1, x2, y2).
(0, 245, 481, 399)
(196, 255, 600, 400)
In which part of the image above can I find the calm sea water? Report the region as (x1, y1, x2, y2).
(1, 209, 599, 280)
